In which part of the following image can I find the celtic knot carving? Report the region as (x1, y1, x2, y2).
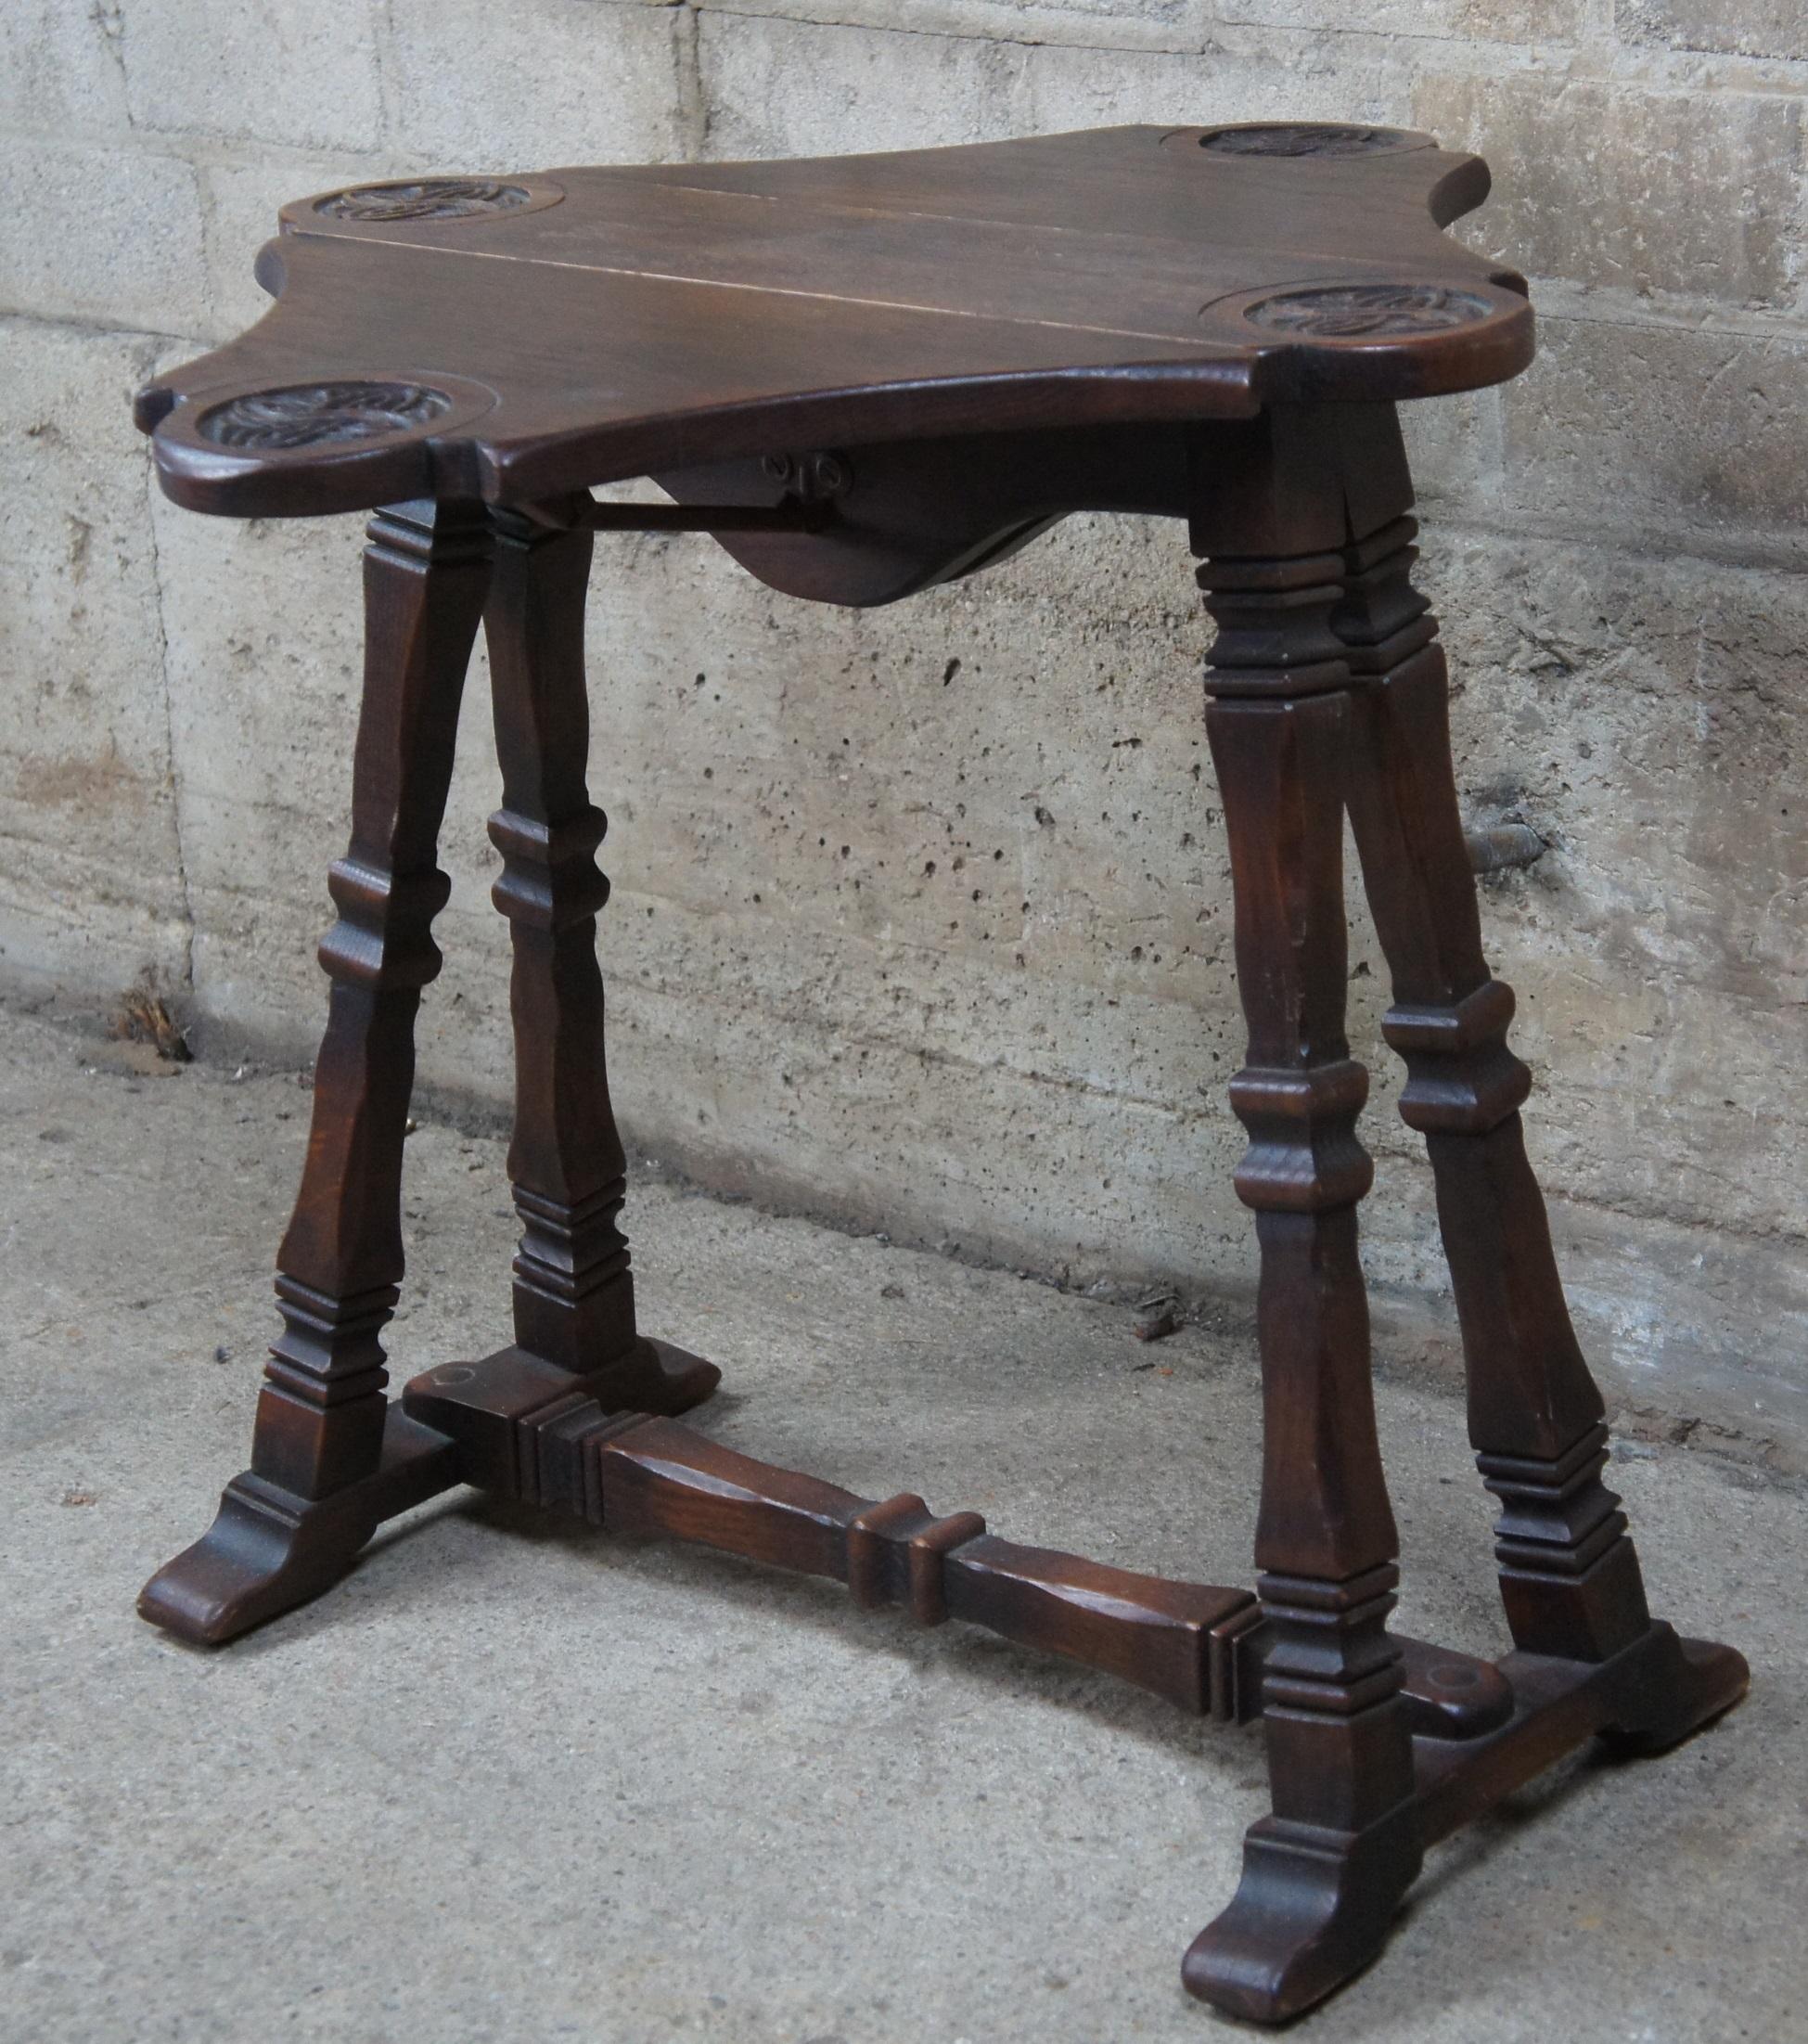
(197, 381, 455, 451)
(1199, 124, 1406, 158)
(1244, 284, 1494, 338)
(314, 178, 531, 222)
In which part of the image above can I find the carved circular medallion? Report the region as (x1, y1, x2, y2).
(196, 379, 455, 451)
(1243, 283, 1495, 338)
(1199, 124, 1414, 158)
(314, 177, 532, 222)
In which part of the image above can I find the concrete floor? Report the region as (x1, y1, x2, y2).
(3, 998, 1803, 2044)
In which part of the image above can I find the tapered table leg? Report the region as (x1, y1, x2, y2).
(1181, 499, 1421, 2023)
(1337, 476, 1746, 1745)
(139, 500, 490, 1643)
(481, 503, 718, 1415)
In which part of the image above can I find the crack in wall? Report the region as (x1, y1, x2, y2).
(89, 0, 130, 117)
(135, 348, 198, 996)
(673, 1, 711, 158)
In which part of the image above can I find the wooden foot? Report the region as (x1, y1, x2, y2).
(1182, 1802, 1420, 2025)
(1596, 1629, 1750, 1758)
(1415, 1625, 1748, 1841)
(1186, 1618, 1748, 2024)
(137, 1408, 458, 1645)
(629, 1336, 724, 1417)
(137, 1345, 713, 1650)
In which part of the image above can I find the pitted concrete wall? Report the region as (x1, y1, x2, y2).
(2, 3, 1804, 1451)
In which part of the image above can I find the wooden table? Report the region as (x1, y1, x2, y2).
(133, 123, 1746, 2024)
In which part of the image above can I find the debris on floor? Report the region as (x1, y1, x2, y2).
(1132, 1288, 1181, 1342)
(110, 972, 192, 1064)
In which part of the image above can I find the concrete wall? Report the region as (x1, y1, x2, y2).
(3, 2, 1805, 1454)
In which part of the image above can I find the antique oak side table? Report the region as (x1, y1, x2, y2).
(133, 125, 1746, 2023)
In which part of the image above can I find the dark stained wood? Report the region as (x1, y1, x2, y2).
(577, 496, 834, 533)
(650, 419, 1193, 607)
(133, 126, 1531, 523)
(1184, 460, 1420, 2020)
(1391, 1635, 1513, 1740)
(134, 123, 1746, 2027)
(264, 499, 489, 1495)
(140, 499, 489, 1639)
(482, 502, 717, 1416)
(1336, 464, 1655, 1664)
(1413, 1627, 1748, 1844)
(135, 1408, 459, 1645)
(402, 1344, 1263, 1721)
(401, 1344, 1513, 1740)
(485, 505, 633, 1372)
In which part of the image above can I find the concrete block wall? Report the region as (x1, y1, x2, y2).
(3, 1, 1804, 1451)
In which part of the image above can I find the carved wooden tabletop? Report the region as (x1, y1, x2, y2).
(135, 123, 1531, 522)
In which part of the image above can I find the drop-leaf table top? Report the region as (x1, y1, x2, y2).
(135, 123, 1532, 522)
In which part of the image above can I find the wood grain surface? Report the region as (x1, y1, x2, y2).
(135, 124, 1532, 519)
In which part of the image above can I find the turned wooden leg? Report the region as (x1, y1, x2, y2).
(1337, 482, 1747, 1742)
(1181, 521, 1420, 2024)
(139, 500, 488, 1643)
(481, 503, 717, 1414)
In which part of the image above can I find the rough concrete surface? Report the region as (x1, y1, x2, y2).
(3, 999, 1804, 2043)
(1, 7, 1805, 1490)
